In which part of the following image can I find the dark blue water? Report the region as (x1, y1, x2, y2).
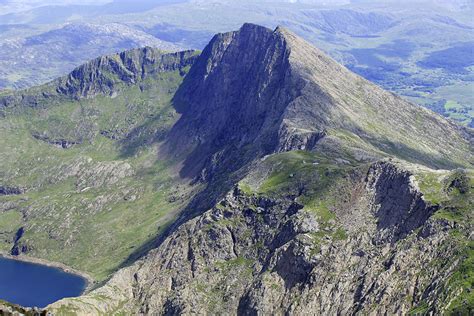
(0, 257, 86, 308)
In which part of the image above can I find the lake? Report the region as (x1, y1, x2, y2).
(0, 256, 86, 308)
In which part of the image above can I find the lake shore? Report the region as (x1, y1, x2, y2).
(0, 252, 95, 292)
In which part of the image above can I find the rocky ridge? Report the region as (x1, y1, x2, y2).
(0, 47, 198, 108)
(168, 23, 471, 181)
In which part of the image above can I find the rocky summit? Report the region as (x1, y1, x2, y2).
(0, 24, 473, 315)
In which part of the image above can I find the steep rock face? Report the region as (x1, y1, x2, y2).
(2, 23, 472, 314)
(366, 161, 437, 244)
(167, 23, 300, 177)
(152, 23, 472, 248)
(0, 47, 198, 108)
(50, 161, 462, 315)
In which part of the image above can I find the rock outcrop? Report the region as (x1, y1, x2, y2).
(46, 23, 473, 315)
(56, 47, 196, 99)
(0, 186, 25, 196)
(366, 161, 437, 244)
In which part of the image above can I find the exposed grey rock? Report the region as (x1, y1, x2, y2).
(166, 23, 471, 186)
(0, 186, 25, 195)
(365, 161, 437, 244)
(32, 133, 80, 149)
(1, 23, 470, 315)
(56, 48, 197, 99)
(46, 23, 472, 315)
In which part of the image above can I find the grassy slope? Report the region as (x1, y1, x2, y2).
(0, 70, 194, 281)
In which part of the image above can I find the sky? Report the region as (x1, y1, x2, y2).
(0, 0, 112, 14)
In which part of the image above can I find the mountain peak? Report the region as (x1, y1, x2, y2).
(240, 22, 273, 33)
(167, 23, 471, 179)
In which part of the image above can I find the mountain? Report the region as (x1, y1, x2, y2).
(2, 45, 195, 106)
(168, 23, 470, 172)
(0, 23, 465, 314)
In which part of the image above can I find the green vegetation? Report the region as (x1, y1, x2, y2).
(413, 168, 474, 313)
(417, 171, 447, 205)
(0, 65, 194, 281)
(0, 211, 22, 252)
(257, 150, 354, 196)
(445, 240, 474, 314)
(216, 256, 254, 273)
(1, 0, 473, 132)
(237, 182, 253, 195)
(255, 151, 472, 312)
(255, 150, 351, 254)
(416, 168, 473, 223)
(408, 301, 429, 315)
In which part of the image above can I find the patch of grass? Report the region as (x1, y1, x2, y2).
(445, 241, 474, 314)
(304, 200, 336, 225)
(432, 209, 465, 222)
(333, 227, 348, 241)
(416, 171, 446, 205)
(421, 169, 473, 222)
(215, 256, 254, 279)
(445, 100, 463, 112)
(0, 210, 23, 251)
(408, 300, 430, 315)
(254, 151, 352, 257)
(238, 182, 253, 195)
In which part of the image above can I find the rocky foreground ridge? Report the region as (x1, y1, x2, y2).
(50, 159, 472, 315)
(0, 24, 472, 315)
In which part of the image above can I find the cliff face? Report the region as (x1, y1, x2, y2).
(56, 47, 197, 99)
(166, 23, 470, 183)
(166, 23, 298, 178)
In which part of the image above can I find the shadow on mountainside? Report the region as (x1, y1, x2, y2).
(113, 144, 262, 275)
(366, 136, 469, 170)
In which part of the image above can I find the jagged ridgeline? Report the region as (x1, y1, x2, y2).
(0, 24, 473, 314)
